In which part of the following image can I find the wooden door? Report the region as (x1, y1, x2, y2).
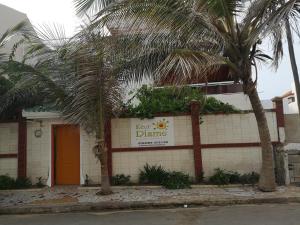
(55, 125, 80, 185)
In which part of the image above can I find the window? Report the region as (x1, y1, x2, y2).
(288, 96, 295, 104)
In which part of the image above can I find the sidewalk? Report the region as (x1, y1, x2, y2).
(1, 185, 300, 215)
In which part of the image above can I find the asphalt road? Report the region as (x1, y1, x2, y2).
(1, 204, 300, 225)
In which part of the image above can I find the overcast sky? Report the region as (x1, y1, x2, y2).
(0, 0, 299, 100)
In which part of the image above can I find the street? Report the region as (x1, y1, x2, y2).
(1, 204, 300, 225)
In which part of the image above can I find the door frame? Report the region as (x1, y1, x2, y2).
(51, 124, 80, 186)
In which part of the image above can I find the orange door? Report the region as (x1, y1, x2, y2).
(55, 125, 80, 185)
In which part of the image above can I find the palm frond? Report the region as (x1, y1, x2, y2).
(155, 49, 227, 85)
(195, 0, 242, 17)
(74, 0, 114, 17)
(0, 21, 29, 63)
(97, 0, 223, 47)
(61, 38, 124, 132)
(0, 21, 28, 47)
(244, 0, 299, 48)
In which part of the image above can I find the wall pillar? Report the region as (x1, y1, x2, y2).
(273, 97, 285, 131)
(17, 118, 27, 178)
(272, 97, 290, 185)
(191, 101, 202, 180)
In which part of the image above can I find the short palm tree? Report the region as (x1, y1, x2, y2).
(0, 24, 125, 194)
(75, 0, 300, 191)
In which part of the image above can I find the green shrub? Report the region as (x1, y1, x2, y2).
(209, 169, 260, 185)
(202, 97, 240, 114)
(14, 177, 32, 189)
(0, 175, 15, 190)
(122, 86, 239, 118)
(228, 171, 242, 184)
(139, 164, 191, 189)
(112, 174, 131, 185)
(240, 172, 260, 185)
(162, 172, 191, 189)
(36, 177, 45, 188)
(209, 168, 232, 185)
(0, 175, 33, 189)
(139, 164, 168, 185)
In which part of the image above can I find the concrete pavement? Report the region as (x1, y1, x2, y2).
(1, 185, 300, 215)
(1, 204, 300, 225)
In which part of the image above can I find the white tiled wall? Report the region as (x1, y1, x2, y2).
(202, 147, 262, 177)
(0, 123, 18, 178)
(26, 119, 63, 185)
(0, 111, 280, 185)
(0, 158, 18, 178)
(112, 149, 195, 182)
(80, 129, 101, 184)
(200, 112, 278, 144)
(174, 116, 193, 145)
(0, 123, 18, 154)
(111, 118, 130, 148)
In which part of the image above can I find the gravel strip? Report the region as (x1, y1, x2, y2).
(0, 185, 299, 208)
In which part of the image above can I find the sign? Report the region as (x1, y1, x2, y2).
(130, 117, 174, 147)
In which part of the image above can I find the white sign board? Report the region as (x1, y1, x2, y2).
(130, 117, 174, 147)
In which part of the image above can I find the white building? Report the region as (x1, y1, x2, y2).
(280, 83, 299, 114)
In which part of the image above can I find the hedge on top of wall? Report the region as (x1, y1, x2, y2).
(121, 85, 239, 118)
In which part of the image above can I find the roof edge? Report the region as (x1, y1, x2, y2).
(0, 3, 27, 16)
(22, 110, 61, 119)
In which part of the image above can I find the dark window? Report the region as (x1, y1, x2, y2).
(288, 96, 295, 104)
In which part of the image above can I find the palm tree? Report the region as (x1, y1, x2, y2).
(74, 0, 300, 191)
(0, 24, 124, 194)
(285, 18, 300, 115)
(62, 28, 124, 195)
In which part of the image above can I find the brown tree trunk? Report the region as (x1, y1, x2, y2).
(285, 19, 300, 116)
(98, 140, 112, 195)
(245, 81, 276, 191)
(96, 93, 112, 195)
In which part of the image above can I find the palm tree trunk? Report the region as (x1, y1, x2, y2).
(98, 138, 112, 195)
(96, 93, 112, 195)
(245, 80, 276, 191)
(285, 19, 300, 115)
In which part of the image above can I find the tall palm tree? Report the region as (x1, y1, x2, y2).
(274, 0, 300, 116)
(285, 18, 300, 115)
(0, 24, 125, 194)
(74, 0, 300, 191)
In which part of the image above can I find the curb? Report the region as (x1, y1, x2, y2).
(0, 184, 252, 193)
(1, 197, 300, 215)
(78, 184, 253, 190)
(0, 188, 45, 193)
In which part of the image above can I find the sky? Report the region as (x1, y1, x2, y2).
(0, 0, 299, 100)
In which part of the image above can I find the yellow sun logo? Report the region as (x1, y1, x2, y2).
(153, 119, 169, 130)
